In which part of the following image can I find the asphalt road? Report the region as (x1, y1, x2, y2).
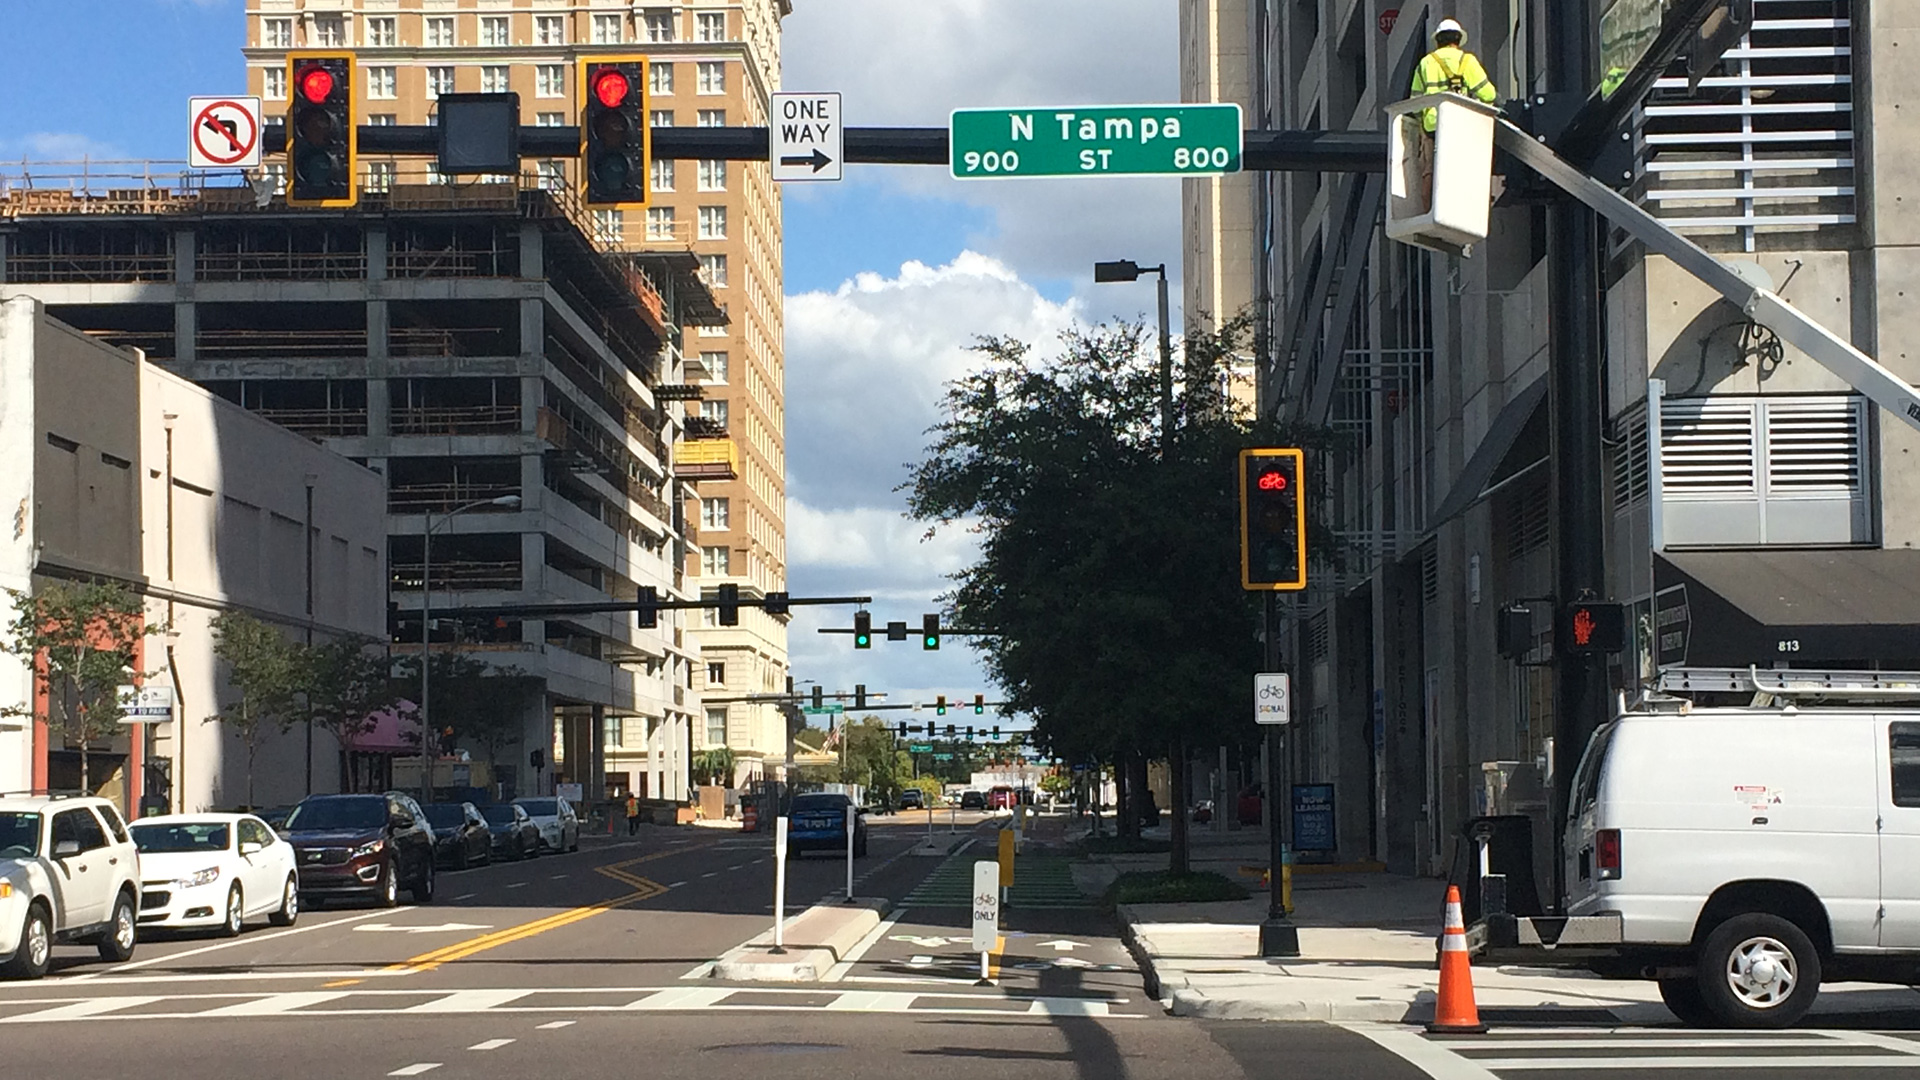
(7, 811, 1920, 1079)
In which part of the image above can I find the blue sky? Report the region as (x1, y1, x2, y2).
(0, 0, 1184, 739)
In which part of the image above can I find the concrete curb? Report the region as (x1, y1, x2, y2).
(1116, 909, 1163, 1001)
(711, 898, 893, 982)
(1167, 989, 1417, 1022)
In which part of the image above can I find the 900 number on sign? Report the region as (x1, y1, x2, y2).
(1174, 146, 1233, 170)
(962, 150, 1021, 174)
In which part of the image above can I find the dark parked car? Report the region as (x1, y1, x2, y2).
(959, 790, 987, 811)
(785, 793, 867, 859)
(422, 802, 492, 870)
(478, 804, 540, 861)
(897, 788, 924, 811)
(283, 793, 435, 908)
(254, 806, 295, 831)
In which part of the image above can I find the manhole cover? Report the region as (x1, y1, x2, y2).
(702, 1043, 847, 1056)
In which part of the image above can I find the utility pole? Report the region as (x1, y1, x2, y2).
(1547, 0, 1610, 912)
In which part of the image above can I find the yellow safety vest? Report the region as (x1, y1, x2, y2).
(1411, 47, 1497, 131)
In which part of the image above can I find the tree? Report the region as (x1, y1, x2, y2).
(836, 717, 908, 803)
(299, 634, 398, 793)
(906, 318, 1337, 874)
(691, 747, 736, 787)
(393, 649, 534, 773)
(208, 611, 304, 808)
(0, 581, 159, 795)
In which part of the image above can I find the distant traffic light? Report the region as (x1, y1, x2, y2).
(811, 684, 824, 709)
(966, 725, 975, 740)
(716, 582, 740, 626)
(853, 611, 872, 650)
(896, 721, 907, 738)
(936, 694, 947, 716)
(764, 591, 791, 616)
(636, 585, 658, 629)
(854, 684, 867, 710)
(991, 725, 1001, 739)
(286, 53, 355, 207)
(922, 613, 941, 651)
(973, 694, 985, 715)
(945, 724, 956, 738)
(1239, 448, 1307, 591)
(580, 57, 649, 206)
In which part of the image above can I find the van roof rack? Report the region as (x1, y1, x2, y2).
(1657, 666, 1920, 700)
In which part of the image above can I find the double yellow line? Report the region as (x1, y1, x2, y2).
(384, 850, 675, 974)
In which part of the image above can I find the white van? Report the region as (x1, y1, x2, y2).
(1497, 668, 1920, 1028)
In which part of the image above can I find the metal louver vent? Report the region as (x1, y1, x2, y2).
(1661, 399, 1757, 493)
(1305, 612, 1331, 663)
(1765, 397, 1862, 491)
(1613, 409, 1652, 512)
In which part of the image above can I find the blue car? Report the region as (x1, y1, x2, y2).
(785, 793, 867, 859)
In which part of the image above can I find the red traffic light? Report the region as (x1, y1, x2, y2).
(1257, 470, 1289, 492)
(298, 65, 335, 104)
(593, 68, 631, 109)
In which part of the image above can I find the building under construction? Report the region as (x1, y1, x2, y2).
(0, 164, 728, 803)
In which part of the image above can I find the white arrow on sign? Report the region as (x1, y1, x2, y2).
(353, 922, 491, 934)
(1038, 939, 1090, 952)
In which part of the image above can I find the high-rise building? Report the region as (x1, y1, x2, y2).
(243, 0, 792, 790)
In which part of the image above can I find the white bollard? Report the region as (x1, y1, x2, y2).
(845, 802, 856, 902)
(772, 815, 789, 953)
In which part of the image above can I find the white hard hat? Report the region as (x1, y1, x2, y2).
(1435, 17, 1466, 42)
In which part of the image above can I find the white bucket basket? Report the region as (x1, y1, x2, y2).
(1385, 93, 1500, 258)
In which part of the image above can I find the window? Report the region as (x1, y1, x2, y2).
(1895, 724, 1920, 808)
(703, 497, 730, 529)
(368, 113, 396, 127)
(699, 255, 728, 288)
(603, 714, 624, 748)
(426, 66, 455, 100)
(535, 64, 566, 98)
(698, 206, 727, 240)
(701, 399, 729, 426)
(261, 161, 287, 195)
(646, 205, 677, 240)
(366, 66, 396, 99)
(650, 109, 675, 129)
(52, 809, 107, 853)
(696, 11, 726, 42)
(700, 351, 728, 383)
(481, 65, 510, 94)
(592, 13, 623, 44)
(698, 324, 727, 338)
(366, 161, 395, 192)
(425, 16, 455, 47)
(649, 62, 674, 96)
(262, 16, 293, 48)
(702, 546, 731, 576)
(705, 707, 727, 745)
(365, 16, 396, 47)
(697, 109, 725, 128)
(480, 15, 509, 46)
(697, 61, 725, 95)
(707, 661, 726, 685)
(313, 14, 344, 46)
(644, 11, 676, 42)
(537, 160, 566, 190)
(535, 112, 565, 128)
(697, 159, 726, 191)
(263, 67, 287, 101)
(592, 208, 624, 245)
(650, 158, 675, 192)
(535, 14, 565, 44)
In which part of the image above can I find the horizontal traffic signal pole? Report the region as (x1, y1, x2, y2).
(421, 593, 870, 619)
(818, 627, 1000, 636)
(262, 124, 1386, 172)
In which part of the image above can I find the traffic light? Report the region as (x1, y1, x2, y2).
(896, 721, 907, 738)
(853, 611, 872, 650)
(1239, 448, 1307, 591)
(286, 53, 356, 207)
(991, 725, 1001, 739)
(764, 591, 791, 616)
(580, 56, 649, 206)
(1559, 600, 1626, 655)
(973, 694, 985, 715)
(945, 724, 956, 738)
(922, 613, 941, 651)
(716, 582, 740, 626)
(936, 694, 947, 716)
(966, 725, 975, 740)
(636, 585, 658, 629)
(854, 684, 867, 710)
(811, 684, 824, 709)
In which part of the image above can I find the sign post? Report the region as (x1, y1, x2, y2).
(770, 91, 843, 182)
(771, 816, 789, 953)
(188, 96, 263, 169)
(972, 860, 1000, 985)
(1256, 673, 1300, 956)
(950, 104, 1242, 179)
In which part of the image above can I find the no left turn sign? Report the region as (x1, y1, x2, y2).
(189, 96, 263, 168)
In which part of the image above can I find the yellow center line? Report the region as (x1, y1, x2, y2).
(320, 978, 363, 988)
(380, 847, 684, 974)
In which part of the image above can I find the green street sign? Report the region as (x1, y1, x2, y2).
(909, 742, 934, 753)
(933, 753, 955, 761)
(950, 103, 1242, 179)
(802, 704, 845, 715)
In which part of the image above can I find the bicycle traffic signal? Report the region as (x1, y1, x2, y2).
(286, 53, 356, 207)
(922, 613, 940, 651)
(853, 611, 872, 649)
(580, 57, 649, 207)
(1239, 448, 1307, 591)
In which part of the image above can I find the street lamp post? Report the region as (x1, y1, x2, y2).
(420, 494, 521, 810)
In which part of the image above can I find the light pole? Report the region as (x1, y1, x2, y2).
(1092, 260, 1174, 456)
(420, 493, 521, 809)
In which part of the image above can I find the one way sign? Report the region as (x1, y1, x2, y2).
(770, 92, 842, 183)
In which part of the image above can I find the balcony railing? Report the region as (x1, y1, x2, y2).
(391, 560, 523, 592)
(391, 404, 521, 436)
(674, 438, 738, 482)
(250, 407, 369, 438)
(387, 482, 522, 515)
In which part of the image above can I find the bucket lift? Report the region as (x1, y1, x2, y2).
(1384, 93, 1499, 258)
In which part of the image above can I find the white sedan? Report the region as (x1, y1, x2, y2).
(129, 814, 299, 936)
(511, 797, 580, 853)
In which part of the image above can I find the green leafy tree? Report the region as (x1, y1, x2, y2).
(299, 634, 399, 792)
(906, 317, 1336, 874)
(691, 747, 736, 787)
(393, 649, 534, 773)
(0, 581, 160, 795)
(208, 611, 304, 808)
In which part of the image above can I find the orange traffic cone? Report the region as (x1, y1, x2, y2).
(1428, 884, 1488, 1034)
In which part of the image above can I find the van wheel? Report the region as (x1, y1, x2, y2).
(1657, 977, 1718, 1027)
(1698, 913, 1821, 1028)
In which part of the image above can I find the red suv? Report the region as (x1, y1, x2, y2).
(283, 794, 435, 908)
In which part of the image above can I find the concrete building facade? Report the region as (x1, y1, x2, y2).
(1185, 0, 1912, 876)
(241, 0, 792, 793)
(0, 296, 388, 813)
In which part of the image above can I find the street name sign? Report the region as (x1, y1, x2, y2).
(950, 103, 1242, 179)
(909, 742, 934, 753)
(1255, 672, 1291, 726)
(802, 704, 845, 715)
(770, 91, 843, 182)
(188, 96, 263, 169)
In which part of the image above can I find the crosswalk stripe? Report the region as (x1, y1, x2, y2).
(1470, 1056, 1920, 1070)
(196, 991, 351, 1017)
(11, 996, 161, 1022)
(1346, 1022, 1920, 1076)
(405, 989, 532, 1013)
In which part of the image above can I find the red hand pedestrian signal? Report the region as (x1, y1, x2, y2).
(1572, 608, 1596, 647)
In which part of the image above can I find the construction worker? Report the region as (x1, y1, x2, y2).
(1408, 18, 1498, 212)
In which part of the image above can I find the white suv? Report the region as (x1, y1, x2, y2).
(0, 795, 142, 979)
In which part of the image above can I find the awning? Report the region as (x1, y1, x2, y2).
(1428, 376, 1548, 528)
(1654, 549, 1920, 667)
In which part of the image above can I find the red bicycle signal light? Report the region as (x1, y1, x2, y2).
(593, 69, 631, 108)
(1240, 449, 1306, 591)
(297, 65, 335, 104)
(1257, 470, 1288, 492)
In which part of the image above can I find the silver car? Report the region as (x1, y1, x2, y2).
(511, 797, 579, 853)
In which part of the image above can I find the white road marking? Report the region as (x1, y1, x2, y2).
(700, 872, 718, 879)
(452, 893, 477, 901)
(406, 989, 532, 1013)
(668, 881, 687, 888)
(824, 991, 913, 1012)
(196, 991, 352, 1017)
(628, 987, 733, 1011)
(354, 922, 492, 934)
(1339, 1023, 1499, 1080)
(908, 955, 933, 966)
(504, 882, 528, 889)
(549, 875, 568, 880)
(65, 909, 397, 981)
(727, 864, 745, 871)
(821, 913, 903, 981)
(388, 1065, 440, 1077)
(1467, 1056, 1920, 1071)
(467, 1039, 515, 1051)
(20, 968, 392, 988)
(536, 1020, 575, 1030)
(10, 996, 162, 1022)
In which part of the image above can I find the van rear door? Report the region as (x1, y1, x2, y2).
(1562, 721, 1618, 915)
(1878, 719, 1920, 948)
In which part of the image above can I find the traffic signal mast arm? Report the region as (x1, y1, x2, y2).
(421, 593, 870, 619)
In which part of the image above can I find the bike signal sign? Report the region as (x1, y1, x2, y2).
(189, 96, 263, 168)
(1255, 673, 1291, 726)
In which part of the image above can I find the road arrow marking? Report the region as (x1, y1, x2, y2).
(1039, 939, 1090, 952)
(354, 922, 492, 934)
(890, 934, 957, 948)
